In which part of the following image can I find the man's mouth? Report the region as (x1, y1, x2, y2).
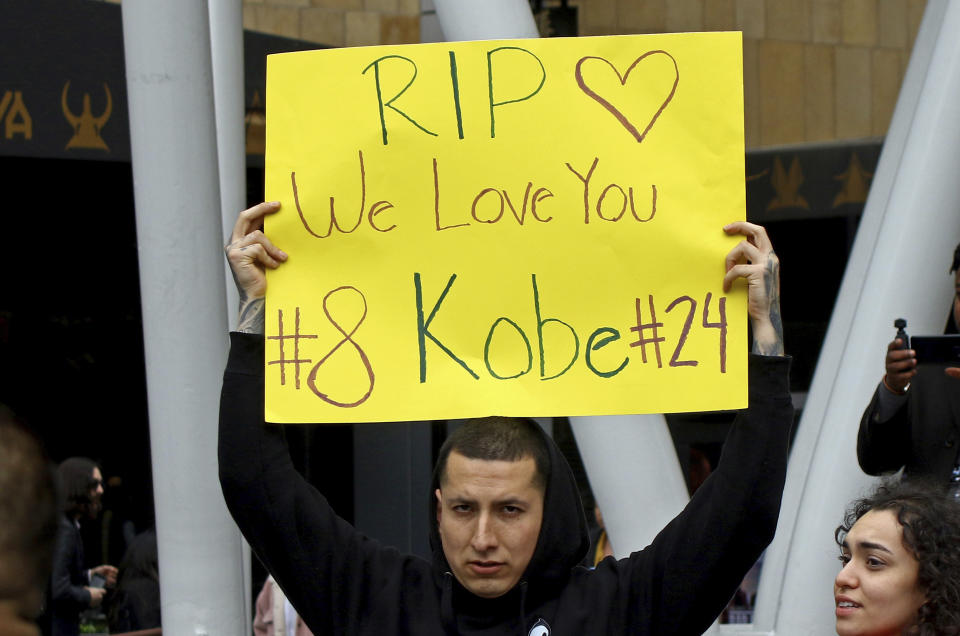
(469, 561, 504, 576)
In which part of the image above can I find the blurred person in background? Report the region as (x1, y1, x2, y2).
(254, 574, 313, 636)
(0, 406, 59, 636)
(108, 528, 160, 633)
(47, 458, 117, 636)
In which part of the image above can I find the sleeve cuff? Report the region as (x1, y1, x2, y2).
(227, 332, 265, 376)
(748, 353, 792, 401)
(874, 380, 908, 419)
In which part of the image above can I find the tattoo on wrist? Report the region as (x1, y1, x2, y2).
(753, 255, 785, 356)
(238, 297, 265, 334)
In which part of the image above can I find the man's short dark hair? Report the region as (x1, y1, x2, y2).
(435, 417, 550, 492)
(0, 410, 59, 598)
(951, 242, 960, 273)
(58, 457, 100, 519)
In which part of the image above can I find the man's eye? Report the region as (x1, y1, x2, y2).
(452, 504, 471, 513)
(502, 505, 522, 515)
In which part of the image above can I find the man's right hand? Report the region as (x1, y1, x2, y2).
(883, 338, 916, 394)
(85, 587, 105, 608)
(224, 202, 288, 334)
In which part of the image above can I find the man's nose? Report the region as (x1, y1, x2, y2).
(470, 513, 498, 552)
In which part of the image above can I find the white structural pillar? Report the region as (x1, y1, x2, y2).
(432, 0, 538, 40)
(207, 2, 252, 630)
(752, 1, 960, 634)
(571, 416, 688, 555)
(122, 2, 247, 634)
(432, 0, 690, 559)
(209, 0, 247, 333)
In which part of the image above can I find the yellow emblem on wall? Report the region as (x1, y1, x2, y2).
(62, 81, 112, 151)
(833, 152, 872, 207)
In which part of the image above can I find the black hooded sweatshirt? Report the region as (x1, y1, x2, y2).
(219, 332, 793, 635)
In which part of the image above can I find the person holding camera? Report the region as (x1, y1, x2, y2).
(857, 243, 960, 492)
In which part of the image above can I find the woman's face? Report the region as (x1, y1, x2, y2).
(835, 509, 926, 636)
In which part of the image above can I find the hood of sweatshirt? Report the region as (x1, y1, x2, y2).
(427, 420, 590, 625)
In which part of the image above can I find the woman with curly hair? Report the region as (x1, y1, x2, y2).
(834, 479, 960, 635)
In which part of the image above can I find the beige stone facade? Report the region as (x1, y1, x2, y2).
(101, 0, 926, 149)
(242, 0, 421, 48)
(575, 0, 927, 148)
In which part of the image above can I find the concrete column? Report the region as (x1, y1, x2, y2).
(208, 2, 251, 629)
(751, 2, 960, 634)
(571, 416, 688, 556)
(432, 0, 539, 40)
(209, 0, 247, 333)
(121, 2, 247, 634)
(351, 0, 543, 566)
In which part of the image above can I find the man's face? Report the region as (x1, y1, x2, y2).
(87, 467, 103, 519)
(436, 452, 543, 599)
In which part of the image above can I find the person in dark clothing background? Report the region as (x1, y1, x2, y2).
(219, 202, 793, 635)
(108, 528, 160, 633)
(0, 407, 59, 636)
(858, 241, 960, 492)
(47, 458, 117, 636)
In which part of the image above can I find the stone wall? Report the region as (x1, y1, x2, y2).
(241, 0, 421, 48)
(576, 0, 927, 148)
(102, 0, 928, 149)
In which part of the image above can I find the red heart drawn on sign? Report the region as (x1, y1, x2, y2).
(575, 50, 679, 143)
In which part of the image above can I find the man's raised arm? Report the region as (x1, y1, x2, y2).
(604, 221, 792, 635)
(217, 202, 377, 634)
(223, 200, 286, 334)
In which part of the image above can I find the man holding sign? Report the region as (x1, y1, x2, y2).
(219, 201, 792, 635)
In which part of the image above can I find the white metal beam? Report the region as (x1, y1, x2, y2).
(122, 1, 247, 633)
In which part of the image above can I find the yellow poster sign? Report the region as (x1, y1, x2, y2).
(264, 32, 746, 423)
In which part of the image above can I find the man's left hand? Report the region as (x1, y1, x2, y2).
(721, 221, 784, 357)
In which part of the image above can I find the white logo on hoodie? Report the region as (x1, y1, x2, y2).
(528, 618, 551, 636)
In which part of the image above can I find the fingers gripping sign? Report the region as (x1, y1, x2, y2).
(721, 221, 783, 357)
(225, 201, 288, 334)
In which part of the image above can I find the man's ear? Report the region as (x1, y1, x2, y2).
(435, 488, 443, 524)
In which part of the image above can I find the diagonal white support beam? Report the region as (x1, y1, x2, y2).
(431, 0, 690, 564)
(432, 0, 538, 41)
(571, 415, 688, 556)
(752, 2, 960, 634)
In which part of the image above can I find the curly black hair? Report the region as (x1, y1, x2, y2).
(836, 479, 960, 636)
(951, 241, 960, 274)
